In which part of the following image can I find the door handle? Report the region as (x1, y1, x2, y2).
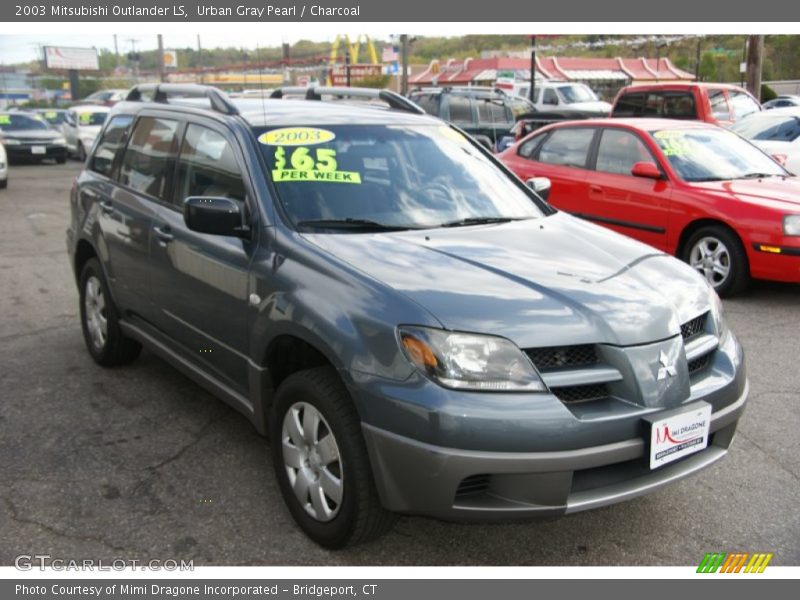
(589, 184, 603, 195)
(153, 224, 174, 243)
(99, 200, 114, 214)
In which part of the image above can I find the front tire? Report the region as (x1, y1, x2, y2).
(79, 258, 141, 366)
(77, 143, 86, 162)
(270, 367, 395, 548)
(683, 225, 750, 297)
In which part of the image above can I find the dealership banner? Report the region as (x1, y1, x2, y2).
(3, 579, 798, 599)
(4, 0, 800, 21)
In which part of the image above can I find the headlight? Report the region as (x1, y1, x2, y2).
(53, 136, 67, 146)
(784, 215, 800, 236)
(398, 326, 546, 392)
(707, 285, 729, 340)
(1, 137, 20, 145)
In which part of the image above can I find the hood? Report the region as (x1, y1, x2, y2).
(303, 214, 710, 348)
(2, 129, 62, 141)
(691, 176, 800, 212)
(560, 100, 613, 114)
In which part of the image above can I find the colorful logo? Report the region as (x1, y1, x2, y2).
(697, 552, 773, 573)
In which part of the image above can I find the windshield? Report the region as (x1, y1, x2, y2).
(650, 127, 788, 182)
(731, 115, 800, 142)
(39, 111, 67, 125)
(557, 84, 598, 104)
(257, 124, 544, 231)
(77, 112, 108, 127)
(0, 113, 50, 131)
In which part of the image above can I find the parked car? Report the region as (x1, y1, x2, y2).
(36, 108, 69, 127)
(68, 84, 747, 548)
(0, 142, 8, 188)
(499, 118, 800, 296)
(514, 81, 612, 115)
(761, 95, 800, 110)
(0, 112, 68, 163)
(62, 105, 110, 161)
(496, 109, 602, 152)
(611, 83, 761, 126)
(408, 86, 534, 150)
(730, 108, 800, 174)
(82, 88, 128, 107)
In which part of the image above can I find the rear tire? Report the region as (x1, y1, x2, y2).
(682, 225, 750, 297)
(0, 178, 7, 189)
(270, 367, 396, 548)
(56, 156, 66, 165)
(79, 258, 141, 366)
(77, 143, 86, 162)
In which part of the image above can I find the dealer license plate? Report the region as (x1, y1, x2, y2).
(31, 146, 46, 155)
(649, 402, 711, 469)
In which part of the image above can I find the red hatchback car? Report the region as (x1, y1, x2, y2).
(498, 118, 800, 296)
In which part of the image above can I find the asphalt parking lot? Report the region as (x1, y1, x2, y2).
(0, 161, 798, 566)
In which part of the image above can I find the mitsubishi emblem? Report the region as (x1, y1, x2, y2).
(656, 351, 677, 381)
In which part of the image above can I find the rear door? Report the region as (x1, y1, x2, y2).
(84, 113, 158, 317)
(706, 88, 733, 125)
(148, 120, 256, 392)
(585, 127, 672, 251)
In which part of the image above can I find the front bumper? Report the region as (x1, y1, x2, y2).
(5, 144, 67, 161)
(356, 329, 747, 520)
(362, 383, 746, 519)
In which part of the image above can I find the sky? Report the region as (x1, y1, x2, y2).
(0, 32, 394, 65)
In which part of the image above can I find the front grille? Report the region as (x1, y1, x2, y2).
(552, 383, 609, 404)
(525, 344, 598, 371)
(688, 353, 712, 374)
(681, 313, 708, 341)
(455, 474, 491, 498)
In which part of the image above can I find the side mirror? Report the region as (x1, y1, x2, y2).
(526, 177, 551, 202)
(771, 153, 788, 166)
(183, 196, 249, 238)
(631, 161, 662, 180)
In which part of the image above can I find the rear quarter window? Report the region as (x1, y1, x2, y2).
(89, 115, 133, 178)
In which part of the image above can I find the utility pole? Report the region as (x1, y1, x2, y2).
(529, 35, 536, 102)
(196, 34, 203, 83)
(400, 34, 409, 95)
(745, 35, 764, 101)
(694, 37, 702, 80)
(113, 34, 119, 66)
(157, 34, 165, 82)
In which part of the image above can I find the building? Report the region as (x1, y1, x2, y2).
(409, 56, 695, 100)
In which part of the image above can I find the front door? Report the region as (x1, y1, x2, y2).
(148, 121, 256, 392)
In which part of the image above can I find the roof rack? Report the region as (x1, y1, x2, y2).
(269, 86, 425, 115)
(125, 84, 239, 116)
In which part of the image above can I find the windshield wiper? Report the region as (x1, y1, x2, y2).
(438, 216, 524, 228)
(738, 172, 779, 179)
(295, 218, 419, 232)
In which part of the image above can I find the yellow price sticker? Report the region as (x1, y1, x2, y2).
(272, 146, 360, 184)
(79, 113, 92, 124)
(0, 115, 11, 125)
(45, 111, 58, 119)
(259, 127, 335, 146)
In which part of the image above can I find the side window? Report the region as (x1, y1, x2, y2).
(412, 94, 439, 116)
(446, 96, 474, 125)
(176, 124, 246, 206)
(538, 128, 595, 168)
(119, 116, 180, 200)
(729, 91, 760, 120)
(477, 97, 510, 124)
(613, 92, 645, 117)
(517, 132, 547, 159)
(89, 115, 133, 178)
(543, 88, 559, 106)
(708, 89, 731, 120)
(595, 129, 654, 175)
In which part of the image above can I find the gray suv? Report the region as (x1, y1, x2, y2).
(68, 84, 748, 548)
